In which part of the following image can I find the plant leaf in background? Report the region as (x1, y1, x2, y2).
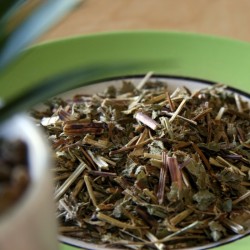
(0, 0, 83, 70)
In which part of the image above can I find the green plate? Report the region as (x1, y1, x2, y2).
(0, 31, 249, 249)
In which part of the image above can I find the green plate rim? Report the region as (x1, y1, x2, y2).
(0, 30, 250, 103)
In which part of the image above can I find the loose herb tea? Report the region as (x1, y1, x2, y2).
(0, 139, 29, 215)
(31, 75, 250, 249)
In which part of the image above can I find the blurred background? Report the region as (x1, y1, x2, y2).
(40, 0, 250, 43)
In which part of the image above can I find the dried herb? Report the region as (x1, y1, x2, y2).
(32, 76, 250, 249)
(0, 139, 29, 215)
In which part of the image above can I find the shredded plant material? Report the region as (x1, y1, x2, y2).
(0, 139, 29, 215)
(31, 76, 250, 249)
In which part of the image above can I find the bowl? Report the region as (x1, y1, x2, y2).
(0, 31, 249, 250)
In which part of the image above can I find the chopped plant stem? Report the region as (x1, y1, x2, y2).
(143, 188, 158, 204)
(125, 135, 140, 147)
(96, 212, 143, 229)
(136, 128, 149, 145)
(83, 135, 109, 148)
(162, 111, 197, 125)
(144, 153, 162, 160)
(170, 208, 193, 226)
(160, 116, 174, 139)
(109, 138, 152, 155)
(166, 91, 176, 112)
(241, 182, 250, 186)
(31, 75, 250, 249)
(63, 121, 106, 136)
(215, 107, 226, 120)
(216, 156, 246, 176)
(158, 221, 203, 243)
(136, 71, 154, 90)
(169, 98, 187, 123)
(192, 108, 213, 121)
(232, 190, 250, 205)
(147, 93, 166, 104)
(87, 150, 109, 170)
(192, 142, 211, 171)
(84, 175, 98, 208)
(135, 112, 159, 130)
(88, 170, 117, 177)
(150, 158, 162, 168)
(146, 231, 165, 250)
(157, 151, 168, 204)
(55, 162, 87, 200)
(131, 128, 149, 156)
(240, 140, 250, 149)
(167, 155, 182, 190)
(98, 156, 116, 166)
(209, 157, 224, 168)
(54, 172, 71, 182)
(222, 218, 245, 234)
(71, 178, 85, 198)
(234, 93, 243, 112)
(170, 87, 180, 98)
(80, 148, 97, 169)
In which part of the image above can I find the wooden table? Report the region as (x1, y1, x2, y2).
(40, 0, 250, 43)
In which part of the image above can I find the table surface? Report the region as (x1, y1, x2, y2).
(40, 0, 250, 43)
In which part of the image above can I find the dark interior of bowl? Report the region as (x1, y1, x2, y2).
(0, 138, 30, 216)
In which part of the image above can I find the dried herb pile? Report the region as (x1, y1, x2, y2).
(0, 139, 29, 215)
(32, 75, 250, 249)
